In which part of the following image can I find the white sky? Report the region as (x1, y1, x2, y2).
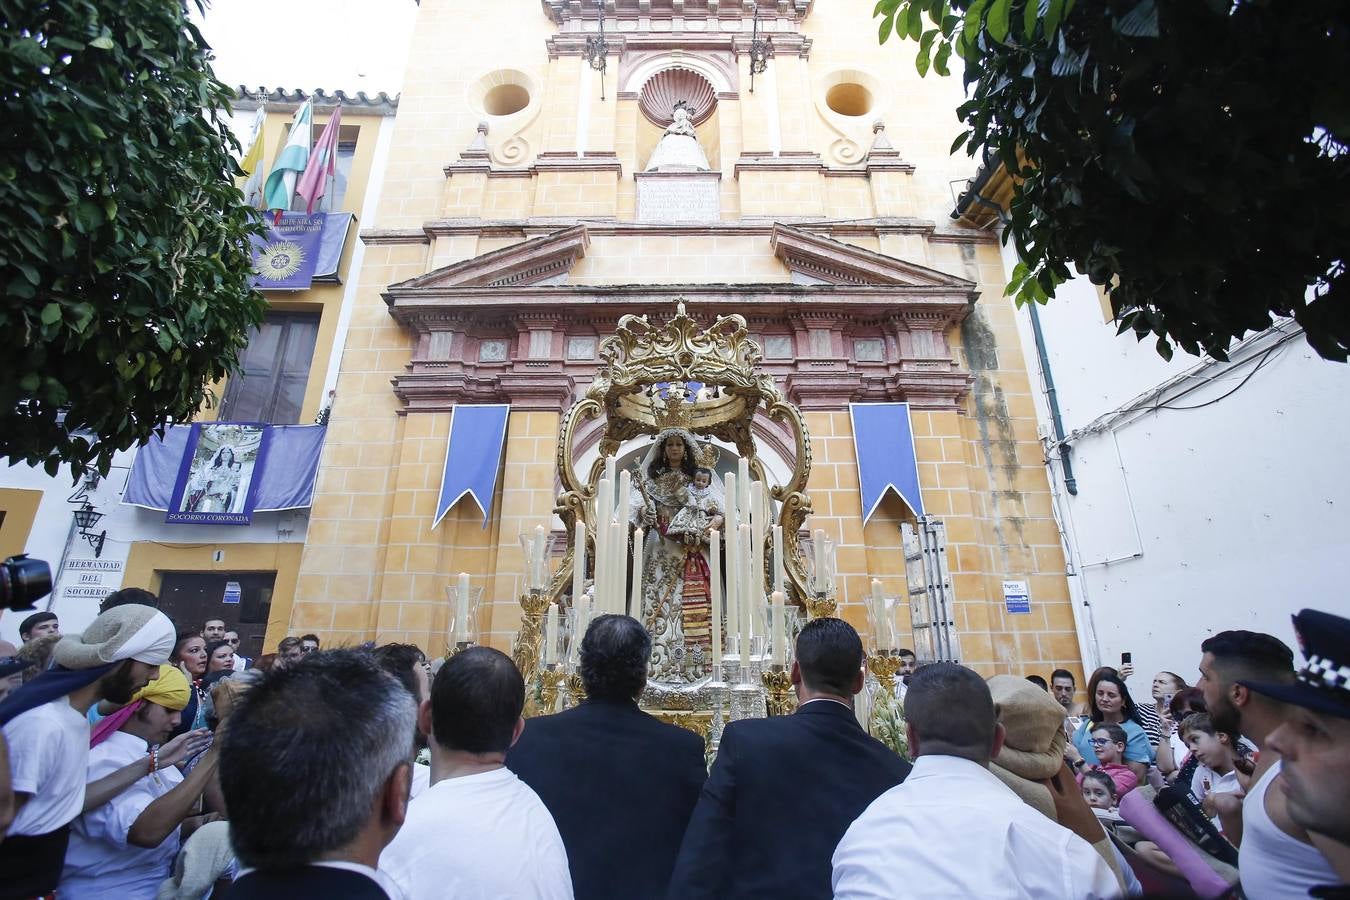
(194, 0, 419, 96)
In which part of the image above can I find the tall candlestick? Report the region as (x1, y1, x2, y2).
(543, 602, 559, 665)
(532, 525, 548, 590)
(596, 478, 613, 612)
(629, 527, 644, 617)
(572, 521, 586, 615)
(724, 471, 738, 638)
(568, 594, 591, 666)
(827, 540, 838, 591)
(737, 458, 750, 527)
(750, 480, 765, 606)
(771, 590, 787, 666)
(604, 455, 616, 493)
(738, 537, 751, 674)
(709, 528, 723, 671)
(616, 470, 632, 616)
(871, 578, 887, 650)
(772, 524, 785, 594)
(455, 572, 471, 643)
(813, 529, 827, 590)
(739, 523, 754, 642)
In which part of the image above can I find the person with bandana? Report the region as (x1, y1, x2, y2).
(59, 665, 218, 898)
(0, 605, 208, 897)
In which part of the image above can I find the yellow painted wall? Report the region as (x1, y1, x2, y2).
(0, 489, 41, 559)
(287, 0, 1082, 680)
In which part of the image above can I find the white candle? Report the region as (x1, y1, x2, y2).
(533, 525, 548, 590)
(616, 471, 632, 616)
(750, 480, 765, 606)
(737, 458, 750, 525)
(738, 538, 751, 674)
(871, 578, 887, 649)
(572, 520, 586, 617)
(543, 602, 559, 665)
(772, 524, 785, 594)
(596, 478, 612, 612)
(604, 455, 616, 493)
(771, 590, 786, 666)
(568, 594, 590, 667)
(456, 572, 471, 643)
(827, 540, 838, 591)
(724, 471, 738, 638)
(739, 523, 754, 642)
(709, 528, 723, 672)
(813, 529, 827, 590)
(629, 527, 644, 617)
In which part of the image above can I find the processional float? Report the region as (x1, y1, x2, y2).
(453, 302, 914, 752)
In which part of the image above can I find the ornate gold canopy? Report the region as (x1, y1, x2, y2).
(549, 300, 814, 608)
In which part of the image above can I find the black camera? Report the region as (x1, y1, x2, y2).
(1, 555, 53, 612)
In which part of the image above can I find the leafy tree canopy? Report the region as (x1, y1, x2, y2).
(1, 0, 266, 478)
(876, 0, 1349, 362)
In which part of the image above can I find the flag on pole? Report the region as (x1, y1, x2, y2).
(295, 104, 343, 214)
(262, 100, 313, 224)
(238, 106, 267, 208)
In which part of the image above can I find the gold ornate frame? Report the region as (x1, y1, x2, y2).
(550, 300, 814, 609)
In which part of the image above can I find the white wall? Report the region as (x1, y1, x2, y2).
(1005, 241, 1350, 695)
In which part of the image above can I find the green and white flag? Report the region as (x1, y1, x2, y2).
(262, 100, 313, 223)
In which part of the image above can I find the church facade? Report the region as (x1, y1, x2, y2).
(284, 0, 1083, 678)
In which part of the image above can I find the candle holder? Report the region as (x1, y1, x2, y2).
(511, 589, 553, 707)
(443, 639, 476, 661)
(761, 665, 795, 716)
(538, 664, 565, 715)
(866, 650, 904, 695)
(804, 589, 838, 620)
(563, 671, 587, 709)
(730, 683, 762, 722)
(706, 675, 729, 752)
(446, 582, 486, 649)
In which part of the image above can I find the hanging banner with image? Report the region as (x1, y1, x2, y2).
(166, 424, 272, 525)
(249, 212, 326, 290)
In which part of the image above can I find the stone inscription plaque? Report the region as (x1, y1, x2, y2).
(636, 174, 720, 223)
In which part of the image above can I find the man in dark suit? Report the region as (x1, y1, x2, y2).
(219, 649, 416, 899)
(507, 614, 707, 900)
(666, 617, 912, 899)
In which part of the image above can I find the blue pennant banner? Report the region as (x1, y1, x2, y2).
(849, 402, 926, 522)
(434, 405, 511, 528)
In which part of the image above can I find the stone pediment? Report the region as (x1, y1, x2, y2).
(387, 224, 589, 293)
(770, 224, 974, 289)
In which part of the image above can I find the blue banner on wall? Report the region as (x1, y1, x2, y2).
(165, 424, 272, 525)
(250, 212, 326, 290)
(849, 402, 926, 522)
(434, 405, 511, 529)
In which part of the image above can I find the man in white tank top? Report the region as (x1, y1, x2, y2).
(1246, 609, 1350, 897)
(1197, 626, 1341, 897)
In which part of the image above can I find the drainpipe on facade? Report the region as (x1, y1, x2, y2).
(1027, 300, 1077, 495)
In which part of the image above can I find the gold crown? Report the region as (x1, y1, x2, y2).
(650, 382, 697, 430)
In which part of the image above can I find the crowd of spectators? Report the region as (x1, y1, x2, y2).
(2, 589, 1347, 900)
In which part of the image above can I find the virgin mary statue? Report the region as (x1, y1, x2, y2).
(630, 429, 725, 683)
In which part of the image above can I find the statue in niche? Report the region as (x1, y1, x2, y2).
(644, 100, 711, 173)
(630, 428, 725, 683)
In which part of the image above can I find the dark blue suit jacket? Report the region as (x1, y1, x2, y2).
(666, 698, 912, 900)
(223, 865, 390, 899)
(506, 696, 707, 900)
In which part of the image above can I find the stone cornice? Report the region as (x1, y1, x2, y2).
(386, 224, 590, 291)
(771, 224, 978, 291)
(540, 0, 813, 25)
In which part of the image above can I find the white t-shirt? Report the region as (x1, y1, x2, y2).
(833, 755, 1120, 899)
(3, 699, 92, 835)
(60, 730, 184, 899)
(380, 767, 572, 900)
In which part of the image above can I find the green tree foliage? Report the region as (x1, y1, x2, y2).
(876, 0, 1349, 362)
(0, 0, 266, 478)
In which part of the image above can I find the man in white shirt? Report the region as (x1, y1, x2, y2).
(832, 662, 1119, 899)
(60, 664, 218, 899)
(380, 646, 572, 900)
(0, 604, 188, 896)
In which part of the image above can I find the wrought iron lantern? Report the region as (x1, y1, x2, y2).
(72, 502, 106, 558)
(582, 1, 610, 100)
(748, 7, 773, 93)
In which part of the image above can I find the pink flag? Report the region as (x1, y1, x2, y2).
(294, 105, 343, 214)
